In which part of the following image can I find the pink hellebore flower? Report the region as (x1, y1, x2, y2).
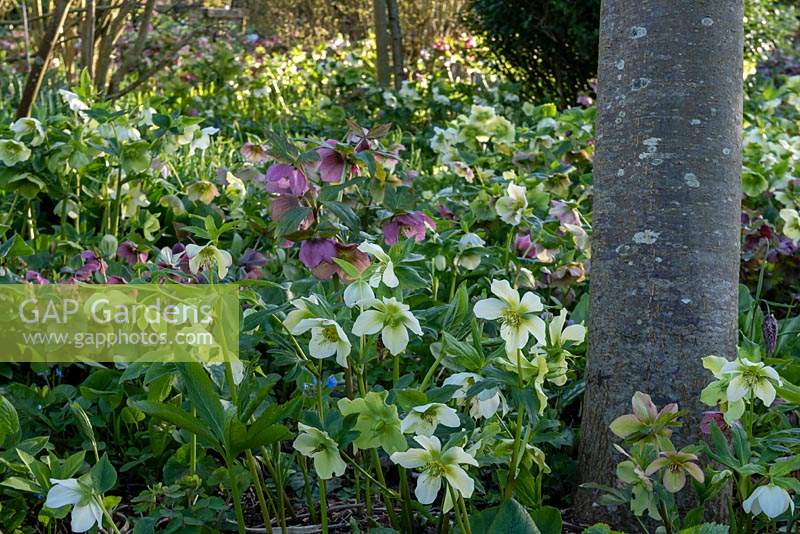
(514, 232, 541, 259)
(25, 271, 49, 284)
(240, 142, 270, 163)
(383, 211, 436, 245)
(263, 163, 308, 196)
(549, 200, 581, 227)
(299, 238, 338, 271)
(117, 241, 148, 266)
(316, 140, 356, 183)
(269, 196, 314, 232)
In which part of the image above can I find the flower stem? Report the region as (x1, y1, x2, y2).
(246, 449, 273, 531)
(98, 498, 122, 534)
(319, 477, 329, 534)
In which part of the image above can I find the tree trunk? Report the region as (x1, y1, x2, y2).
(16, 0, 74, 119)
(386, 0, 404, 90)
(372, 0, 391, 88)
(575, 0, 743, 525)
(80, 0, 95, 77)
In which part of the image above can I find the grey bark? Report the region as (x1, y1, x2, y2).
(80, 0, 95, 77)
(386, 0, 404, 90)
(575, 0, 743, 525)
(372, 0, 391, 87)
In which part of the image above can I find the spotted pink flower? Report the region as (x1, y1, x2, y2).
(240, 142, 270, 163)
(383, 211, 436, 245)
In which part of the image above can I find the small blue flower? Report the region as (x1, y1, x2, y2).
(55, 367, 63, 378)
(325, 376, 338, 389)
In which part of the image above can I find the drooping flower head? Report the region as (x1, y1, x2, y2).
(743, 484, 795, 519)
(116, 241, 148, 266)
(293, 423, 346, 480)
(263, 163, 308, 196)
(185, 244, 233, 280)
(383, 211, 436, 245)
(495, 183, 527, 225)
(316, 139, 356, 183)
(45, 478, 104, 532)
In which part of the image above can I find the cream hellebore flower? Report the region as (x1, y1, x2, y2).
(0, 139, 31, 166)
(390, 435, 478, 505)
(723, 357, 782, 406)
(10, 117, 45, 146)
(780, 208, 800, 242)
(291, 318, 351, 367)
(58, 89, 89, 112)
(189, 127, 219, 155)
(474, 279, 545, 353)
(743, 484, 795, 519)
(185, 244, 232, 280)
(352, 297, 422, 355)
(456, 233, 485, 270)
(45, 478, 104, 533)
(443, 372, 506, 419)
(701, 356, 782, 423)
(293, 423, 346, 479)
(357, 242, 399, 288)
(283, 295, 320, 332)
(644, 450, 704, 493)
(536, 308, 587, 349)
(400, 402, 461, 436)
(495, 183, 528, 225)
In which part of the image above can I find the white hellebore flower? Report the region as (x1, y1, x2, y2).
(58, 90, 89, 112)
(723, 357, 782, 407)
(293, 423, 347, 480)
(283, 295, 320, 332)
(401, 402, 461, 436)
(357, 241, 399, 288)
(456, 233, 485, 270)
(352, 297, 422, 355)
(190, 127, 219, 154)
(0, 139, 31, 166)
(743, 484, 794, 519)
(45, 478, 104, 533)
(390, 435, 478, 506)
(474, 279, 545, 353)
(443, 372, 506, 419)
(10, 117, 45, 146)
(536, 308, 587, 348)
(291, 318, 351, 367)
(495, 183, 528, 225)
(185, 244, 233, 280)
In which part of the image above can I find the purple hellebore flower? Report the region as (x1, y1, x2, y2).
(117, 241, 148, 266)
(269, 195, 314, 231)
(107, 275, 127, 284)
(577, 94, 594, 107)
(25, 271, 49, 284)
(299, 238, 338, 270)
(239, 248, 267, 269)
(263, 163, 308, 196)
(316, 140, 355, 183)
(382, 211, 436, 245)
(700, 411, 727, 435)
(514, 232, 540, 259)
